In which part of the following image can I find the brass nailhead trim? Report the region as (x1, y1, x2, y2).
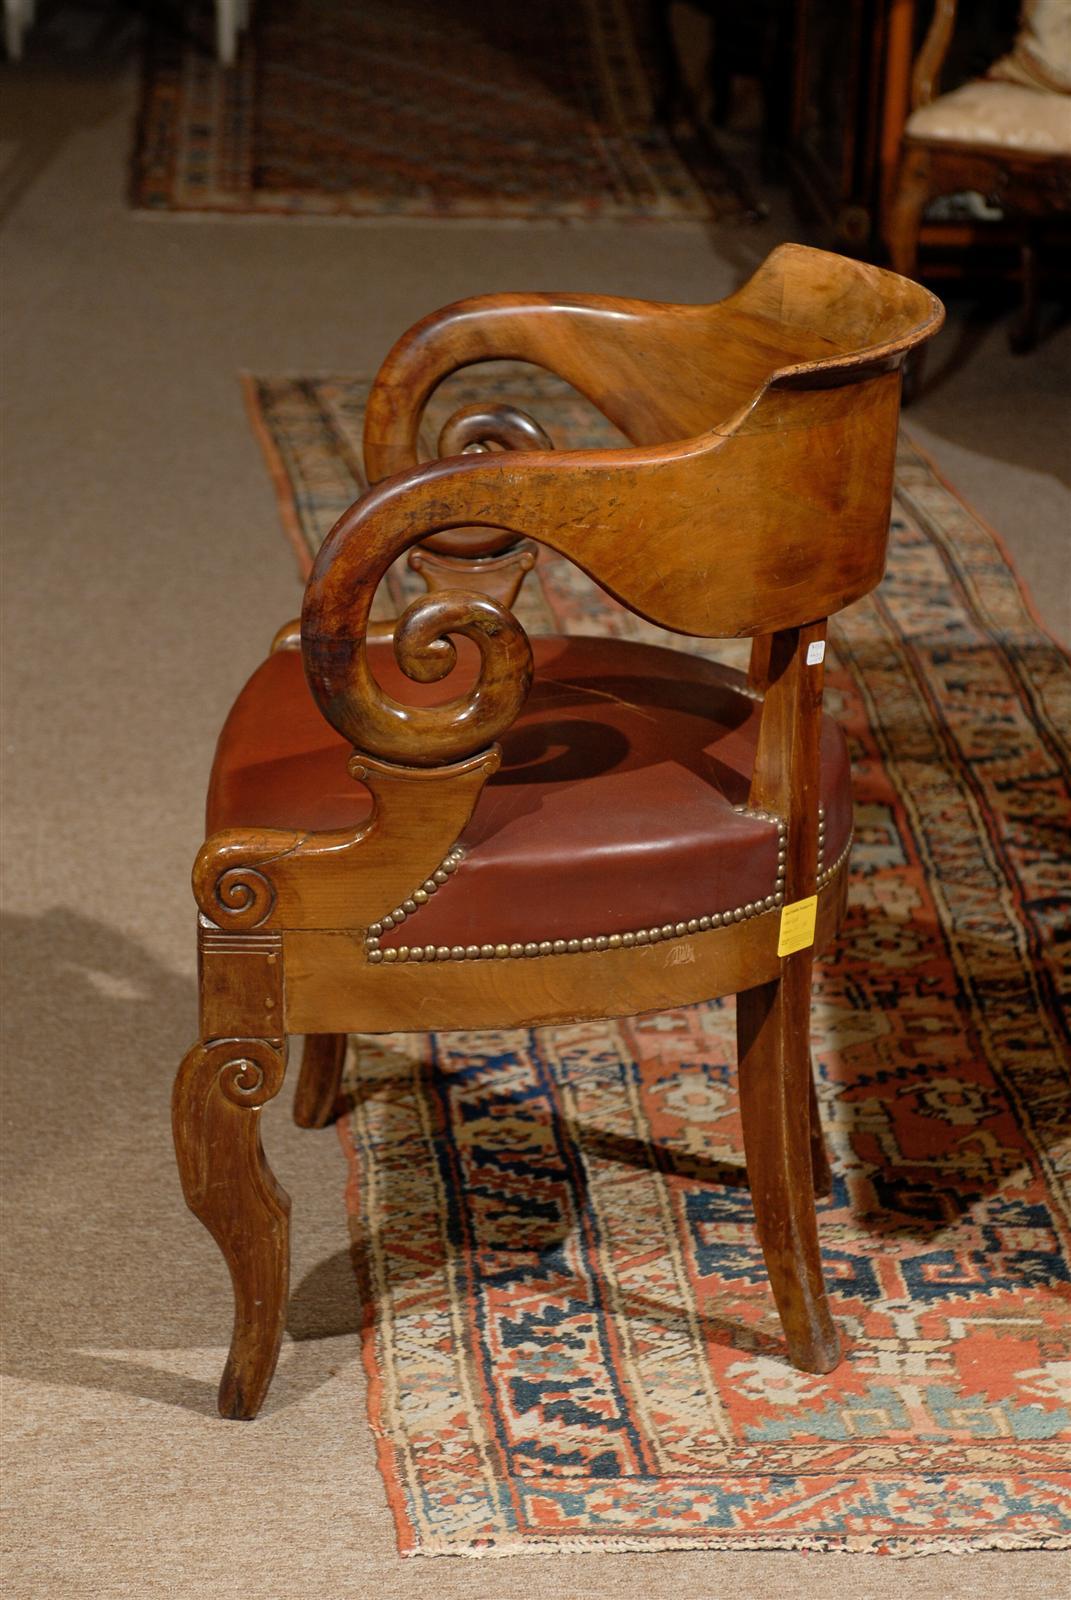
(816, 826, 852, 889)
(365, 846, 464, 961)
(364, 819, 852, 966)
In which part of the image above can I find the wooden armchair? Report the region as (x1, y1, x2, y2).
(173, 244, 942, 1421)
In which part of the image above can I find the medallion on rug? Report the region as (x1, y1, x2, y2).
(246, 369, 1071, 1555)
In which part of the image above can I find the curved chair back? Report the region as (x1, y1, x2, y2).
(363, 243, 943, 463)
(302, 247, 943, 765)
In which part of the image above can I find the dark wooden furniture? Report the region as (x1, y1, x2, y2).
(789, 0, 920, 253)
(886, 0, 1071, 349)
(791, 0, 1070, 340)
(173, 244, 943, 1420)
(650, 1, 794, 181)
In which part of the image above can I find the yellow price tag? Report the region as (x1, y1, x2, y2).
(777, 895, 817, 957)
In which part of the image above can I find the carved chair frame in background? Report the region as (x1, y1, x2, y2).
(173, 244, 943, 1421)
(886, 0, 1071, 353)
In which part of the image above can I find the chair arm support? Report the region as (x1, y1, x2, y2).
(192, 749, 501, 932)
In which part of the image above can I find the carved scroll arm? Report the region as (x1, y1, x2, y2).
(304, 380, 908, 771)
(301, 441, 686, 769)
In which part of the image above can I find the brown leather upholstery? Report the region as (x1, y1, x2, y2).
(207, 636, 853, 947)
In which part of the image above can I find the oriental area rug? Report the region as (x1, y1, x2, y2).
(133, 0, 741, 221)
(245, 368, 1071, 1555)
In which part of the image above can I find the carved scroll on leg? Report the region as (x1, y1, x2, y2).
(172, 1036, 290, 1419)
(293, 1034, 348, 1129)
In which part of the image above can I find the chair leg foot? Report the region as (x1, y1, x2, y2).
(293, 1033, 349, 1128)
(172, 1036, 290, 1419)
(738, 962, 841, 1374)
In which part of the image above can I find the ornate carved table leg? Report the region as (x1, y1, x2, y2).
(172, 1036, 290, 1419)
(293, 1033, 349, 1129)
(737, 954, 841, 1374)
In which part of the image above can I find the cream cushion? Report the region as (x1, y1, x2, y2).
(906, 79, 1071, 156)
(989, 0, 1071, 93)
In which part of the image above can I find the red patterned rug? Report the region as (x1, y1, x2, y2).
(246, 369, 1071, 1555)
(133, 0, 744, 221)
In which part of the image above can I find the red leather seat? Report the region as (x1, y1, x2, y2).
(207, 635, 852, 950)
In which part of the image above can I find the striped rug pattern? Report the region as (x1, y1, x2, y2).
(134, 0, 742, 221)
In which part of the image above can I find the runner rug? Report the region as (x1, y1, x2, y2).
(133, 0, 742, 221)
(246, 368, 1071, 1555)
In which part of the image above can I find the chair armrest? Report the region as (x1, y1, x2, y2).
(303, 372, 901, 768)
(361, 289, 731, 478)
(364, 291, 611, 482)
(363, 248, 944, 482)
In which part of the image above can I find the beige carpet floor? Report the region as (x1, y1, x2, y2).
(2, 19, 1069, 1600)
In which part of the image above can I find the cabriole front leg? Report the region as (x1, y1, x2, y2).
(172, 1036, 290, 1419)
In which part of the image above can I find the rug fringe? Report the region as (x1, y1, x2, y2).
(400, 1531, 1071, 1559)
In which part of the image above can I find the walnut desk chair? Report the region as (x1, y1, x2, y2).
(174, 243, 943, 1420)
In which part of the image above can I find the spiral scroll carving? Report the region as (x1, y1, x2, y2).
(381, 587, 533, 764)
(174, 1036, 289, 1213)
(215, 1041, 286, 1108)
(306, 576, 534, 768)
(302, 423, 563, 767)
(178, 1037, 286, 1112)
(211, 866, 277, 929)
